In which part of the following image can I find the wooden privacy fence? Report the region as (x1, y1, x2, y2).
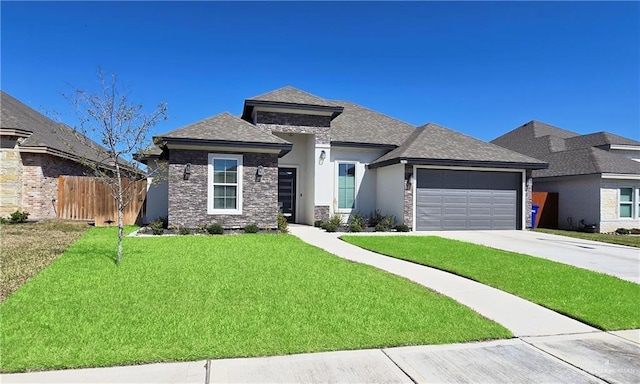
(57, 176, 146, 226)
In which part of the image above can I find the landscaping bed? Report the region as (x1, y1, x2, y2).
(342, 235, 640, 331)
(0, 227, 510, 373)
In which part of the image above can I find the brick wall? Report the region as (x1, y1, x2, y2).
(21, 153, 89, 219)
(168, 149, 279, 229)
(255, 111, 331, 145)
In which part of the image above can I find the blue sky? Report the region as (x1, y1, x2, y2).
(2, 1, 639, 144)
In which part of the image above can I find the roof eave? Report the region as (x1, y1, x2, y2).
(0, 127, 32, 138)
(369, 157, 549, 170)
(156, 136, 293, 152)
(242, 100, 344, 121)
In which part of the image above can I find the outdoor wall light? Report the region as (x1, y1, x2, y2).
(256, 165, 264, 182)
(319, 150, 326, 165)
(184, 163, 191, 180)
(405, 173, 414, 190)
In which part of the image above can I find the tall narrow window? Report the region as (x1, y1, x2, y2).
(208, 154, 243, 214)
(338, 163, 356, 210)
(619, 188, 633, 218)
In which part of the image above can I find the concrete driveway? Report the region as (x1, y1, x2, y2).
(429, 230, 640, 283)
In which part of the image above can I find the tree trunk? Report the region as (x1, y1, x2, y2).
(115, 167, 124, 265)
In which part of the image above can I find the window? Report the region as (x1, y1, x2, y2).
(619, 188, 633, 218)
(337, 163, 356, 210)
(208, 154, 242, 214)
(618, 187, 640, 219)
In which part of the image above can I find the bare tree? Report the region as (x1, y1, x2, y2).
(66, 69, 167, 264)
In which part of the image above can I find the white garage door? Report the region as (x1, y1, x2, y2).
(416, 169, 521, 231)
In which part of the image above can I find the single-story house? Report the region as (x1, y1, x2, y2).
(491, 120, 640, 232)
(0, 91, 128, 220)
(145, 86, 547, 231)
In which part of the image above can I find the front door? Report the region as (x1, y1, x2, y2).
(278, 168, 296, 223)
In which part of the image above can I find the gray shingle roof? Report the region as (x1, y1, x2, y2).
(329, 101, 416, 146)
(157, 112, 291, 146)
(533, 148, 640, 178)
(492, 120, 640, 177)
(565, 132, 640, 150)
(247, 86, 342, 107)
(1, 90, 116, 165)
(372, 123, 547, 168)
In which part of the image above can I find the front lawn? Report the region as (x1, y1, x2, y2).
(1, 228, 510, 373)
(342, 236, 640, 331)
(534, 228, 640, 248)
(0, 220, 89, 302)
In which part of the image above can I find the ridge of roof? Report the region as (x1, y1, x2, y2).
(246, 86, 342, 108)
(329, 100, 416, 146)
(373, 122, 547, 168)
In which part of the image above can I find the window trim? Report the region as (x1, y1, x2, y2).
(208, 153, 243, 215)
(335, 161, 357, 213)
(618, 187, 637, 219)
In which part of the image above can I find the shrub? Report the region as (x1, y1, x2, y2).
(277, 212, 288, 233)
(368, 210, 384, 227)
(157, 216, 168, 229)
(244, 223, 260, 234)
(314, 220, 325, 228)
(348, 222, 363, 232)
(0, 217, 7, 225)
(179, 227, 191, 235)
(207, 223, 224, 235)
(9, 210, 29, 224)
(324, 223, 338, 232)
(615, 228, 630, 235)
(395, 224, 410, 232)
(329, 214, 343, 227)
(375, 223, 388, 232)
(381, 215, 397, 229)
(149, 219, 164, 235)
(630, 228, 640, 235)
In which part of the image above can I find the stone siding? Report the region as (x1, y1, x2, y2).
(600, 179, 640, 232)
(403, 165, 413, 229)
(314, 205, 330, 222)
(525, 170, 533, 229)
(0, 137, 23, 216)
(168, 149, 279, 229)
(255, 111, 330, 145)
(21, 153, 89, 219)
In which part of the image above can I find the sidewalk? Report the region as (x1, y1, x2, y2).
(4, 226, 639, 383)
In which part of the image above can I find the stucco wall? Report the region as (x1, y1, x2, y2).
(144, 161, 168, 224)
(534, 175, 601, 230)
(0, 137, 23, 216)
(600, 179, 640, 232)
(375, 163, 404, 224)
(330, 147, 386, 221)
(167, 149, 279, 229)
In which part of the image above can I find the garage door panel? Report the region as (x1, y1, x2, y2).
(416, 169, 520, 231)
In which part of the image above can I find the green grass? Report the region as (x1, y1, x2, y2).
(342, 236, 640, 331)
(535, 228, 640, 248)
(0, 228, 510, 373)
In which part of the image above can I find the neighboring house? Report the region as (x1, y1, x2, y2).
(0, 91, 112, 219)
(491, 120, 640, 232)
(146, 86, 546, 231)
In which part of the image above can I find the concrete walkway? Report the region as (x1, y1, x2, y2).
(289, 225, 596, 337)
(4, 226, 639, 383)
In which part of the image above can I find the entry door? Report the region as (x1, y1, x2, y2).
(278, 168, 296, 223)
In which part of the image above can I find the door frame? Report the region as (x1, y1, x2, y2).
(278, 165, 299, 223)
